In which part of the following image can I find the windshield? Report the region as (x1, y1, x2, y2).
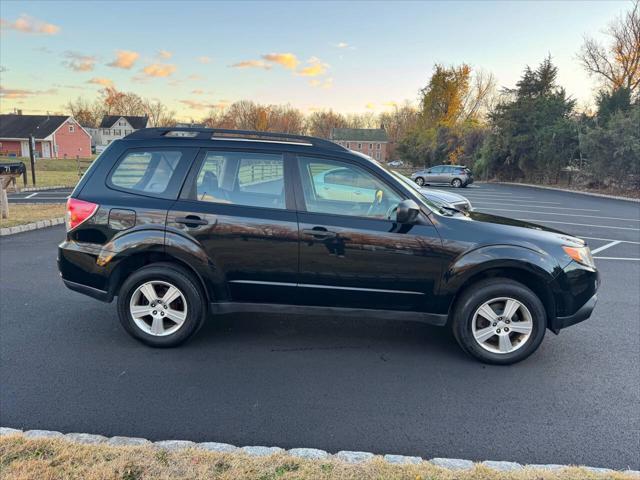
(387, 170, 451, 213)
(348, 150, 452, 215)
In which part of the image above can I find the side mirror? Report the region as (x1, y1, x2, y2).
(395, 199, 421, 224)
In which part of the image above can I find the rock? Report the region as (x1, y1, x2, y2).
(241, 446, 284, 457)
(482, 460, 523, 471)
(288, 448, 329, 460)
(384, 454, 422, 464)
(65, 433, 107, 444)
(155, 440, 196, 450)
(24, 429, 64, 439)
(430, 457, 474, 470)
(107, 436, 152, 446)
(199, 442, 238, 453)
(335, 451, 375, 463)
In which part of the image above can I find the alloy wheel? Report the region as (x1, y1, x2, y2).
(471, 297, 533, 354)
(129, 280, 188, 336)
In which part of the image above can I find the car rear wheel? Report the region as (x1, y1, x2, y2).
(452, 278, 546, 364)
(117, 264, 206, 347)
(415, 177, 425, 186)
(451, 178, 462, 188)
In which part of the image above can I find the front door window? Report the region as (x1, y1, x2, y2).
(298, 157, 403, 220)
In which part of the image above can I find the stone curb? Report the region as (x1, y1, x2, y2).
(488, 181, 640, 202)
(0, 217, 64, 236)
(17, 185, 73, 192)
(1, 427, 638, 477)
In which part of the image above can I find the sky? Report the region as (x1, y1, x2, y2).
(0, 0, 631, 121)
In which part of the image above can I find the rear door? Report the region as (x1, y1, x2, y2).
(167, 149, 299, 304)
(427, 166, 444, 184)
(294, 155, 443, 312)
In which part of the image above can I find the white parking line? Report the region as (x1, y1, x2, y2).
(517, 219, 640, 231)
(591, 241, 622, 254)
(582, 236, 640, 245)
(594, 257, 640, 261)
(470, 199, 563, 205)
(473, 203, 599, 211)
(25, 193, 38, 199)
(479, 208, 640, 222)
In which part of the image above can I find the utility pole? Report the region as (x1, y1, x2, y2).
(28, 135, 36, 186)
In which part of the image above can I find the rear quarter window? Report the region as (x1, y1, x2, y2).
(108, 149, 187, 198)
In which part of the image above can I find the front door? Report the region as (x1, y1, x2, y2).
(167, 149, 299, 304)
(295, 155, 443, 312)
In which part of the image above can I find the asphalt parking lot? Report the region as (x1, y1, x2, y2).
(1, 183, 638, 469)
(7, 188, 71, 204)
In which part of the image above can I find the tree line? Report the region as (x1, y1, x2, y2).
(67, 1, 639, 190)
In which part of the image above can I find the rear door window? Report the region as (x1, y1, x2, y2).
(189, 151, 286, 210)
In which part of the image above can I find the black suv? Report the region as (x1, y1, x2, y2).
(58, 128, 598, 364)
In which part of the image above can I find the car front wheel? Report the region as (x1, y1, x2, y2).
(117, 264, 206, 347)
(415, 177, 425, 186)
(452, 278, 546, 364)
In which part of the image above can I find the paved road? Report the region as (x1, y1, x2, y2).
(1, 184, 638, 469)
(7, 188, 71, 204)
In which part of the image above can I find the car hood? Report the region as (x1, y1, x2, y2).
(419, 188, 468, 204)
(462, 210, 585, 246)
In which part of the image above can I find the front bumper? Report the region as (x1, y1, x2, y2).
(553, 293, 597, 331)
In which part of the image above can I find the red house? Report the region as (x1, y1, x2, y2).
(0, 114, 92, 159)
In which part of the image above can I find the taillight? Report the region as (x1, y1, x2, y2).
(66, 198, 99, 231)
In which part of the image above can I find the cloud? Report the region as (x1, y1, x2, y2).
(34, 46, 53, 54)
(261, 53, 299, 70)
(179, 99, 227, 110)
(383, 101, 398, 108)
(62, 51, 96, 72)
(187, 74, 203, 81)
(87, 77, 114, 87)
(309, 77, 333, 89)
(365, 102, 376, 109)
(108, 50, 140, 69)
(230, 60, 272, 70)
(0, 85, 57, 99)
(297, 57, 329, 77)
(158, 50, 172, 59)
(142, 63, 177, 77)
(0, 66, 7, 73)
(0, 15, 60, 35)
(191, 89, 206, 95)
(334, 42, 349, 48)
(197, 56, 212, 64)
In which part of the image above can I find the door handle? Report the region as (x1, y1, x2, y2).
(175, 215, 208, 227)
(302, 227, 337, 239)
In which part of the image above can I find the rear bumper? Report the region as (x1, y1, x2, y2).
(58, 240, 114, 303)
(552, 293, 597, 331)
(62, 279, 112, 302)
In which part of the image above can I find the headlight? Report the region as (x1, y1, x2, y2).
(563, 245, 595, 268)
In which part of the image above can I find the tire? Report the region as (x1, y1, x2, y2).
(415, 177, 425, 186)
(451, 278, 546, 365)
(451, 178, 462, 188)
(117, 263, 206, 347)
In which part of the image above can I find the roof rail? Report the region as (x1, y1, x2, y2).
(124, 127, 347, 151)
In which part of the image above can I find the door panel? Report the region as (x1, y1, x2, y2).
(167, 149, 299, 304)
(297, 213, 443, 311)
(295, 155, 443, 312)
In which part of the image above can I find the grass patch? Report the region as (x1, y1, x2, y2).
(0, 435, 635, 480)
(0, 203, 66, 228)
(1, 156, 95, 188)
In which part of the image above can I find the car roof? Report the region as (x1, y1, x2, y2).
(124, 127, 349, 156)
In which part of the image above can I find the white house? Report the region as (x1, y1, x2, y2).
(89, 115, 149, 150)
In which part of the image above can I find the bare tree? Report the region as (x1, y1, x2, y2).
(66, 97, 104, 128)
(143, 100, 176, 127)
(305, 110, 347, 138)
(579, 1, 640, 95)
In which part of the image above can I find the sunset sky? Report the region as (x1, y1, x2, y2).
(0, 0, 630, 120)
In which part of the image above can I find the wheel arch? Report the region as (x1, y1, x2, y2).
(441, 245, 560, 327)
